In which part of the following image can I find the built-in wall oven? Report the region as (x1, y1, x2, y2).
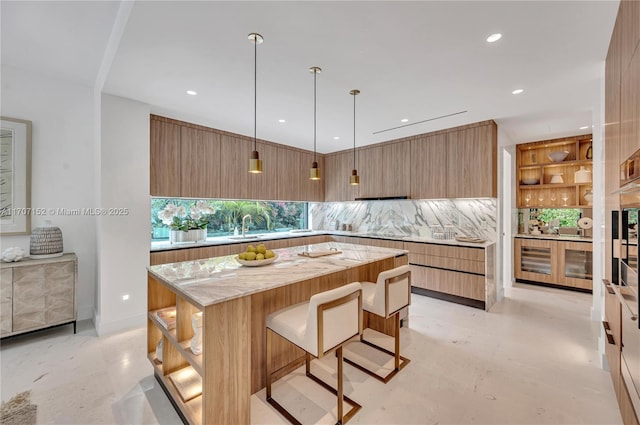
(617, 206, 640, 414)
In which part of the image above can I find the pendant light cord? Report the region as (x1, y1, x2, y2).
(352, 92, 356, 170)
(253, 35, 257, 151)
(313, 70, 317, 162)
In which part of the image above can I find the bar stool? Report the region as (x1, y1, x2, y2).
(344, 265, 411, 383)
(266, 282, 363, 425)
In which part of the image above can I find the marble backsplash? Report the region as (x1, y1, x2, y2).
(310, 199, 497, 241)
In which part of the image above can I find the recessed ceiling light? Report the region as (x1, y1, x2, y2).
(333, 136, 340, 140)
(512, 89, 524, 95)
(186, 90, 197, 95)
(401, 118, 409, 123)
(486, 33, 502, 43)
(278, 119, 286, 123)
(579, 126, 589, 130)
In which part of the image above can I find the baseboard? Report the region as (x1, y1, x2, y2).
(95, 311, 147, 336)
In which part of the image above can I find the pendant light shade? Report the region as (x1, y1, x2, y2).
(248, 33, 263, 174)
(349, 89, 360, 185)
(309, 66, 322, 180)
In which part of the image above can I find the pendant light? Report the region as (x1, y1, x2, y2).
(248, 33, 263, 174)
(309, 66, 322, 180)
(349, 89, 360, 185)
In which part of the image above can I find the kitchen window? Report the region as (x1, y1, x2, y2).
(151, 198, 308, 241)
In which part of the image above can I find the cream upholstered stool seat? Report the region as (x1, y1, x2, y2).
(266, 282, 363, 425)
(344, 265, 411, 383)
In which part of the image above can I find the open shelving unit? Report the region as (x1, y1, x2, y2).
(147, 276, 203, 425)
(516, 134, 593, 208)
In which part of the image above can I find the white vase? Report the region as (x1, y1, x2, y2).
(170, 228, 207, 244)
(584, 190, 593, 206)
(574, 166, 592, 183)
(190, 312, 203, 355)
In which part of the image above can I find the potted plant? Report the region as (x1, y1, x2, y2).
(158, 201, 215, 244)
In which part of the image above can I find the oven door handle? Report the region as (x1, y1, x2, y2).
(606, 279, 639, 321)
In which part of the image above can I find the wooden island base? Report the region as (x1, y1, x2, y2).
(148, 245, 408, 425)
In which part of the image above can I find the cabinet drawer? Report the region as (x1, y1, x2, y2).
(409, 252, 484, 275)
(404, 242, 485, 261)
(410, 264, 485, 301)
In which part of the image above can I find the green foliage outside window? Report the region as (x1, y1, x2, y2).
(536, 208, 582, 226)
(151, 198, 307, 240)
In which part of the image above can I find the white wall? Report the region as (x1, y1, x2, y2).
(0, 65, 97, 320)
(96, 93, 150, 335)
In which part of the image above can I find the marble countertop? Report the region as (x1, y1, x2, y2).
(147, 242, 408, 308)
(515, 233, 593, 242)
(151, 230, 495, 252)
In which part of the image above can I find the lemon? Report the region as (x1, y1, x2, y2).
(256, 253, 265, 260)
(247, 245, 256, 253)
(238, 252, 247, 260)
(245, 252, 257, 261)
(257, 244, 267, 254)
(265, 250, 275, 259)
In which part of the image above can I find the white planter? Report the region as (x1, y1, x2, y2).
(170, 228, 207, 244)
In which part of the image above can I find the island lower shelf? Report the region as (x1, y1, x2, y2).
(147, 242, 408, 425)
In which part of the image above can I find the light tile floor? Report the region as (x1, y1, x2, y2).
(0, 283, 622, 424)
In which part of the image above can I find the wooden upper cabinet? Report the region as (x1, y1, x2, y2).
(248, 141, 278, 201)
(275, 148, 324, 202)
(411, 134, 447, 199)
(358, 142, 410, 198)
(446, 123, 497, 198)
(276, 147, 300, 201)
(606, 10, 622, 195)
(180, 126, 221, 198)
(219, 135, 252, 199)
(324, 151, 359, 202)
(620, 41, 640, 163)
(621, 0, 640, 74)
(150, 118, 181, 197)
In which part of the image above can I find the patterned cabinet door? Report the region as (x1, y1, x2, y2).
(12, 265, 46, 332)
(44, 261, 75, 324)
(0, 269, 12, 334)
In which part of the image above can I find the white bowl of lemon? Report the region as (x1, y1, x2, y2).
(236, 243, 278, 266)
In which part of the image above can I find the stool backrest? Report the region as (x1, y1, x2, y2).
(375, 265, 411, 318)
(306, 282, 362, 357)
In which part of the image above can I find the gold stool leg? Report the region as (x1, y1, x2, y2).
(266, 328, 272, 399)
(394, 313, 400, 371)
(337, 346, 344, 424)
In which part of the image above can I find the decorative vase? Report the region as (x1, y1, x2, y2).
(584, 189, 594, 206)
(190, 312, 203, 355)
(586, 143, 593, 160)
(574, 166, 592, 183)
(170, 228, 207, 244)
(30, 221, 63, 259)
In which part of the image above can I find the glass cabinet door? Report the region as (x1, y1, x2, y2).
(563, 249, 593, 280)
(521, 246, 552, 275)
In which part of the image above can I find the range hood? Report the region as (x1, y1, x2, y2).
(354, 196, 409, 201)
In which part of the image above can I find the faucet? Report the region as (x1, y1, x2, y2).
(242, 214, 252, 238)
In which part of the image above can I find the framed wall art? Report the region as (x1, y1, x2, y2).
(0, 116, 32, 235)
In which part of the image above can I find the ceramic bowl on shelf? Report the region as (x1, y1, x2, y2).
(521, 178, 540, 185)
(550, 173, 564, 184)
(547, 151, 569, 162)
(235, 254, 278, 267)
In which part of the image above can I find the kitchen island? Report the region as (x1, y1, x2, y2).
(147, 242, 408, 425)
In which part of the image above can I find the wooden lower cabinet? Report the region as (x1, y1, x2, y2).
(409, 265, 484, 301)
(0, 254, 77, 338)
(621, 383, 640, 425)
(514, 237, 592, 290)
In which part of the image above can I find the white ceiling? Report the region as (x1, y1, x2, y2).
(1, 1, 619, 153)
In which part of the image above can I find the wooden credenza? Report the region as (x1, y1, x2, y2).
(0, 253, 77, 338)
